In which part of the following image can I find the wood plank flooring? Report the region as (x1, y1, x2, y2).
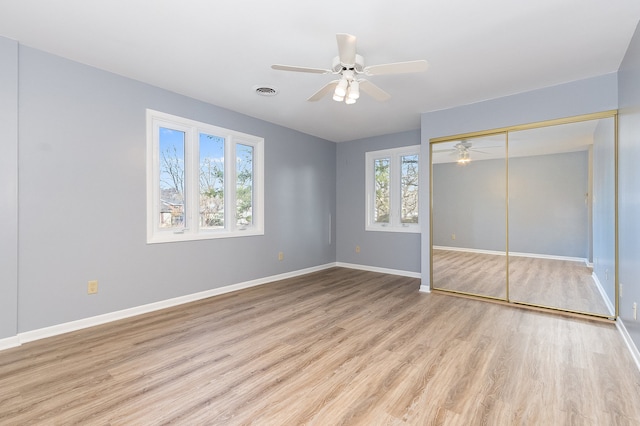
(433, 249, 612, 316)
(1, 267, 640, 425)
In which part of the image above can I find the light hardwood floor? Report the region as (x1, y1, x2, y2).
(1, 267, 639, 425)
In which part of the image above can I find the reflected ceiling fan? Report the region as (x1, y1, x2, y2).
(433, 141, 491, 164)
(271, 33, 428, 104)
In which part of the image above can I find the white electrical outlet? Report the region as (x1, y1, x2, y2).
(634, 302, 637, 321)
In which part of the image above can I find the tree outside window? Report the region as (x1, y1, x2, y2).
(366, 146, 420, 232)
(147, 110, 263, 243)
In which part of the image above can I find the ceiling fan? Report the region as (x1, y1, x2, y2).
(271, 33, 429, 104)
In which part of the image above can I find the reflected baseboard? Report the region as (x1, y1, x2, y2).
(433, 246, 505, 256)
(433, 245, 587, 264)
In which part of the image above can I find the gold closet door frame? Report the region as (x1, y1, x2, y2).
(429, 110, 618, 320)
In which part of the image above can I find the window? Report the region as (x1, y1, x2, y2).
(147, 110, 264, 243)
(365, 146, 420, 232)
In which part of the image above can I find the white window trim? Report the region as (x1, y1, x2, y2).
(365, 145, 420, 233)
(146, 109, 264, 244)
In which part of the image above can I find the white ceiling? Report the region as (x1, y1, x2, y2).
(1, 0, 639, 142)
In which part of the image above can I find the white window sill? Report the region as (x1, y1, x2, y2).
(147, 228, 264, 244)
(365, 225, 420, 234)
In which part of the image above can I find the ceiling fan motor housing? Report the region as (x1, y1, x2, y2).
(332, 54, 365, 73)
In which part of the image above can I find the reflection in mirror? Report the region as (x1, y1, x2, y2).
(431, 134, 507, 299)
(507, 118, 615, 316)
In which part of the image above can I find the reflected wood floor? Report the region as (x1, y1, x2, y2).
(1, 267, 640, 425)
(433, 249, 612, 316)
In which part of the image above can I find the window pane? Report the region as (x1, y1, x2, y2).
(236, 144, 253, 227)
(401, 154, 419, 223)
(374, 158, 390, 223)
(199, 133, 225, 229)
(159, 127, 185, 229)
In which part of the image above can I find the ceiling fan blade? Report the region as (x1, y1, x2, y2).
(307, 80, 340, 102)
(336, 33, 357, 67)
(364, 60, 429, 76)
(271, 64, 331, 74)
(359, 80, 391, 101)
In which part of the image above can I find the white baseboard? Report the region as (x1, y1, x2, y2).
(433, 246, 587, 263)
(0, 336, 20, 351)
(16, 263, 336, 346)
(334, 262, 421, 279)
(591, 272, 616, 317)
(419, 285, 431, 293)
(616, 318, 640, 372)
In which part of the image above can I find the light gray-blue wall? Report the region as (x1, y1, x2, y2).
(421, 73, 618, 287)
(618, 21, 640, 346)
(9, 42, 336, 334)
(336, 130, 421, 273)
(432, 151, 589, 258)
(0, 37, 18, 340)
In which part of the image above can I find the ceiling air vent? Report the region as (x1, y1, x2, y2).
(254, 86, 279, 96)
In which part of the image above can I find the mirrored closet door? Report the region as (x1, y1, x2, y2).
(508, 117, 616, 316)
(431, 133, 507, 300)
(430, 112, 617, 318)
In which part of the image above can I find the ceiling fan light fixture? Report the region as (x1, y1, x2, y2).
(347, 80, 360, 100)
(333, 93, 345, 102)
(457, 151, 470, 164)
(345, 96, 356, 105)
(334, 78, 348, 98)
